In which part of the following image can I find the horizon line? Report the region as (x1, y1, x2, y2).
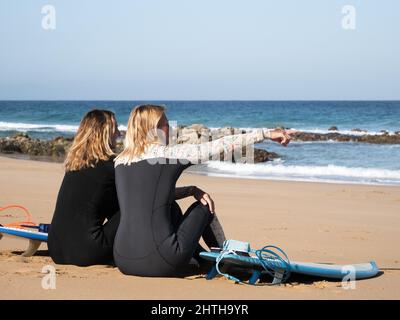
(1, 99, 400, 102)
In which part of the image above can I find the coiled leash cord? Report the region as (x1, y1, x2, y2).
(215, 241, 291, 285)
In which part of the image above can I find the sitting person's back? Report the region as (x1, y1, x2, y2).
(114, 158, 208, 276)
(49, 158, 119, 266)
(48, 109, 120, 266)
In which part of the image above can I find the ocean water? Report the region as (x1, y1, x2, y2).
(1, 101, 400, 185)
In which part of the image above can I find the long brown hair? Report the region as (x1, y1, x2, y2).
(64, 109, 117, 171)
(114, 104, 165, 166)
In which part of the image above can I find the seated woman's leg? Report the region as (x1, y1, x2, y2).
(173, 201, 225, 261)
(165, 201, 210, 263)
(190, 214, 227, 271)
(166, 201, 225, 275)
(177, 201, 226, 250)
(202, 214, 226, 249)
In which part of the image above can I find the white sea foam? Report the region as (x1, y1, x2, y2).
(295, 128, 392, 136)
(0, 121, 396, 136)
(210, 127, 395, 136)
(203, 162, 400, 185)
(0, 121, 127, 133)
(0, 121, 79, 132)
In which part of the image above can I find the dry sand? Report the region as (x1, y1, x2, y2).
(0, 155, 399, 299)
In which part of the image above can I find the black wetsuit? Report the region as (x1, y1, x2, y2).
(48, 158, 120, 266)
(114, 158, 225, 277)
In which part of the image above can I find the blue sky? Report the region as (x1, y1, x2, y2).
(0, 0, 399, 100)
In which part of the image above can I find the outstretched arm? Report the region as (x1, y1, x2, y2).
(163, 129, 272, 164)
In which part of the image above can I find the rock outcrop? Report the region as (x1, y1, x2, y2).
(291, 131, 400, 144)
(0, 128, 278, 163)
(0, 133, 73, 160)
(173, 125, 278, 163)
(2, 125, 399, 163)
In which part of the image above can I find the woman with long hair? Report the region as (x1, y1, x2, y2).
(48, 109, 121, 266)
(113, 104, 294, 277)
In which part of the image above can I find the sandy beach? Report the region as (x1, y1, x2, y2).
(0, 155, 399, 299)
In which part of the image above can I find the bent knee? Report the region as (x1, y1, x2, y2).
(192, 201, 212, 218)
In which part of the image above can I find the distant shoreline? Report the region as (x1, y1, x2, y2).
(2, 124, 400, 186)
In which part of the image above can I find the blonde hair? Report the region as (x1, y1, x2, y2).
(115, 104, 165, 166)
(64, 109, 117, 171)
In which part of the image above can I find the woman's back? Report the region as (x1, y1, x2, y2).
(114, 159, 196, 276)
(48, 159, 119, 265)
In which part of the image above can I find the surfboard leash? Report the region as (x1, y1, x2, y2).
(0, 204, 37, 228)
(214, 240, 292, 285)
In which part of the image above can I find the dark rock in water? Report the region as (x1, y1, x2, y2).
(351, 128, 367, 133)
(356, 134, 400, 144)
(253, 148, 279, 163)
(291, 131, 400, 144)
(210, 127, 246, 140)
(12, 132, 30, 140)
(187, 123, 209, 133)
(0, 133, 73, 160)
(3, 123, 398, 164)
(0, 139, 23, 153)
(52, 136, 74, 155)
(218, 147, 279, 164)
(53, 136, 73, 143)
(1, 129, 280, 164)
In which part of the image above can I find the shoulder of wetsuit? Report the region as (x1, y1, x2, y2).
(98, 158, 117, 179)
(164, 158, 193, 168)
(95, 157, 116, 170)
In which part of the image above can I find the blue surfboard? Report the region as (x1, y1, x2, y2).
(199, 251, 379, 283)
(0, 226, 48, 256)
(0, 226, 48, 242)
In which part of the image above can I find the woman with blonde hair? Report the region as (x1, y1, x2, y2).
(48, 109, 121, 266)
(113, 104, 294, 277)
